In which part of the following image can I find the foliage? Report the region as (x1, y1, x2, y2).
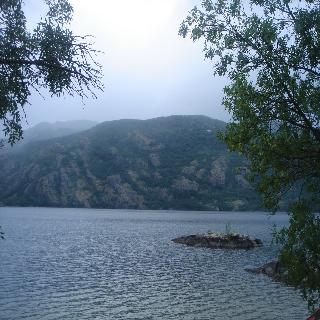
(275, 202, 320, 310)
(0, 0, 103, 144)
(180, 0, 320, 309)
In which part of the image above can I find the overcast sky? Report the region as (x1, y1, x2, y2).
(23, 0, 230, 127)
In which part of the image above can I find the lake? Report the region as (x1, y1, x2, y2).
(0, 207, 308, 319)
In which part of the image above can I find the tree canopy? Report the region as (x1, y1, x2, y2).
(180, 0, 320, 310)
(0, 0, 103, 144)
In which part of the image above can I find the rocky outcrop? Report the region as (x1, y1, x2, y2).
(0, 115, 265, 210)
(245, 261, 284, 280)
(172, 234, 263, 250)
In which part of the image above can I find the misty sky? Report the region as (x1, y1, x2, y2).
(24, 0, 230, 127)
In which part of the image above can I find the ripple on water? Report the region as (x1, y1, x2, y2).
(0, 208, 308, 320)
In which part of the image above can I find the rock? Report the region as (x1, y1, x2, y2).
(306, 309, 320, 320)
(245, 260, 284, 280)
(172, 234, 263, 250)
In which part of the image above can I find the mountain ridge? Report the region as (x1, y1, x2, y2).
(0, 115, 262, 210)
(3, 119, 98, 153)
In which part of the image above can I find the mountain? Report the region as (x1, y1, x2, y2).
(0, 115, 262, 210)
(23, 120, 98, 141)
(3, 120, 98, 152)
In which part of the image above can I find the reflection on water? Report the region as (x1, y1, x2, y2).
(0, 208, 308, 319)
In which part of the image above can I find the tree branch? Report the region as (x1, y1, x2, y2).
(0, 57, 91, 81)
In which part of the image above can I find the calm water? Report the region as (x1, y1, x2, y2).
(0, 208, 308, 320)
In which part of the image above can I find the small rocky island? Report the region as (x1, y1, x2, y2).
(172, 233, 263, 250)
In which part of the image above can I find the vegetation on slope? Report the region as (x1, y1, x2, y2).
(0, 115, 262, 210)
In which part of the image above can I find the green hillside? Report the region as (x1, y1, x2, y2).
(0, 115, 262, 210)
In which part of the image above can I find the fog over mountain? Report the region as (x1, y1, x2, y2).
(0, 116, 262, 211)
(3, 120, 98, 153)
(21, 0, 230, 128)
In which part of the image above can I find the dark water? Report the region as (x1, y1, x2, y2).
(0, 208, 308, 320)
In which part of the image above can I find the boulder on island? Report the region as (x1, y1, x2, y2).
(172, 233, 263, 250)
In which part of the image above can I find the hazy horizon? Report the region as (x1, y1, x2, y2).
(24, 114, 229, 129)
(21, 0, 231, 129)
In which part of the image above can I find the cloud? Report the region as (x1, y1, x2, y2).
(23, 0, 230, 127)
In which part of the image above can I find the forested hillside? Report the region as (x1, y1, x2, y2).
(0, 116, 262, 210)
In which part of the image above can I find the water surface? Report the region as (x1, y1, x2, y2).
(0, 208, 308, 319)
